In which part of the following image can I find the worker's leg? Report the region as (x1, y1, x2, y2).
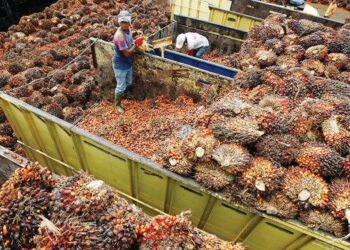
(114, 68, 128, 113)
(195, 46, 209, 58)
(125, 67, 134, 99)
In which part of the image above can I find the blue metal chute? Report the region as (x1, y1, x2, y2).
(147, 49, 238, 79)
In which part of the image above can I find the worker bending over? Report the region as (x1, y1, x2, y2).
(112, 10, 142, 113)
(175, 33, 209, 58)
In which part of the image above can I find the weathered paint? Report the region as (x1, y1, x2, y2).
(92, 38, 233, 102)
(229, 0, 344, 28)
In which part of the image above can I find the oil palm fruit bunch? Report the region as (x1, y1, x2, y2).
(276, 55, 298, 68)
(260, 66, 287, 88)
(182, 129, 217, 163)
(212, 116, 264, 145)
(282, 167, 329, 208)
(300, 98, 335, 124)
(284, 45, 305, 60)
(248, 23, 285, 42)
(224, 183, 257, 207)
(300, 59, 325, 77)
(299, 209, 348, 237)
(194, 163, 231, 191)
(264, 38, 284, 55)
(161, 138, 193, 176)
(326, 53, 349, 70)
(299, 31, 325, 49)
(255, 193, 298, 219)
(304, 45, 328, 60)
(329, 179, 350, 223)
(240, 157, 284, 194)
(322, 115, 350, 155)
(296, 143, 344, 177)
(42, 103, 64, 118)
(255, 134, 300, 165)
(234, 69, 262, 88)
(212, 143, 252, 174)
(0, 122, 13, 136)
(256, 50, 277, 68)
(210, 92, 252, 117)
(63, 106, 84, 123)
(0, 162, 55, 249)
(343, 156, 350, 179)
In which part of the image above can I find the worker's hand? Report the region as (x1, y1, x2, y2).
(134, 37, 144, 46)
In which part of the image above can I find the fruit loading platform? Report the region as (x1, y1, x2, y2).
(0, 39, 349, 250)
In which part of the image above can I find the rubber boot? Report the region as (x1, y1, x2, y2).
(125, 85, 134, 99)
(115, 92, 125, 113)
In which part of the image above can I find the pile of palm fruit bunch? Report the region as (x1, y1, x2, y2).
(0, 162, 244, 249)
(0, 0, 170, 150)
(148, 14, 349, 239)
(233, 15, 350, 81)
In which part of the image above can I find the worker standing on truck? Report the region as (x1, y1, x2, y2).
(324, 0, 338, 18)
(175, 33, 209, 58)
(112, 10, 143, 113)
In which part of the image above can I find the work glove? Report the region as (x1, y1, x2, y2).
(134, 37, 144, 46)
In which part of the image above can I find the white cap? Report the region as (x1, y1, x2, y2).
(118, 10, 132, 24)
(175, 34, 186, 49)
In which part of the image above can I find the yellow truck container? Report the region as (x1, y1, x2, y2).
(170, 0, 231, 21)
(208, 6, 262, 32)
(0, 39, 349, 250)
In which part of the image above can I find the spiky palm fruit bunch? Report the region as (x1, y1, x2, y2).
(212, 117, 264, 145)
(8, 74, 26, 88)
(182, 129, 217, 163)
(305, 45, 328, 61)
(63, 107, 84, 123)
(255, 134, 300, 165)
(338, 71, 350, 85)
(278, 77, 310, 99)
(255, 193, 298, 219)
(260, 66, 287, 91)
(0, 135, 16, 148)
(343, 157, 350, 179)
(299, 31, 325, 49)
(259, 95, 295, 113)
(235, 55, 259, 71)
(264, 13, 285, 25)
(283, 167, 329, 207)
(223, 183, 257, 207)
(326, 53, 349, 70)
(299, 19, 326, 35)
(324, 65, 341, 80)
(282, 34, 299, 46)
(161, 138, 193, 177)
(256, 50, 277, 68)
(26, 91, 52, 108)
(264, 38, 284, 55)
(248, 23, 285, 42)
(299, 210, 348, 237)
(276, 55, 298, 68)
(329, 179, 350, 221)
(235, 69, 262, 88)
(212, 143, 252, 174)
(0, 70, 11, 88)
(258, 112, 289, 135)
(73, 79, 95, 104)
(285, 45, 305, 60)
(296, 143, 343, 177)
(52, 93, 69, 108)
(0, 122, 13, 136)
(284, 19, 304, 36)
(287, 108, 315, 138)
(194, 163, 231, 191)
(300, 59, 325, 77)
(322, 115, 350, 155)
(10, 85, 34, 98)
(210, 93, 252, 117)
(42, 103, 64, 119)
(300, 98, 335, 123)
(241, 157, 284, 194)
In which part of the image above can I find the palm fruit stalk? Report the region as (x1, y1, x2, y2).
(194, 163, 231, 191)
(210, 92, 252, 117)
(211, 116, 264, 145)
(282, 167, 329, 208)
(212, 143, 252, 174)
(182, 129, 217, 163)
(160, 138, 193, 176)
(255, 134, 300, 165)
(299, 210, 348, 238)
(240, 157, 284, 195)
(296, 143, 344, 177)
(255, 193, 298, 219)
(329, 179, 350, 224)
(322, 115, 350, 155)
